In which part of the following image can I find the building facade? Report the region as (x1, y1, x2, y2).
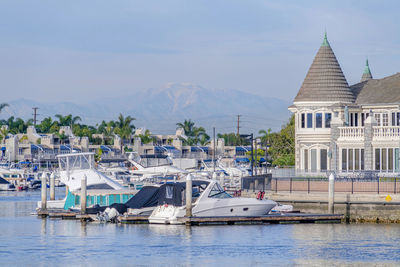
(290, 33, 400, 176)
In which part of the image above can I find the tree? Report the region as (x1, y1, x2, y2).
(114, 114, 135, 152)
(217, 133, 248, 146)
(265, 115, 295, 166)
(0, 127, 9, 143)
(176, 119, 209, 146)
(137, 129, 155, 145)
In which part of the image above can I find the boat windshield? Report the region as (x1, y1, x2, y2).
(208, 183, 232, 199)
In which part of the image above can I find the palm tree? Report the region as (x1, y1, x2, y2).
(0, 127, 9, 143)
(176, 119, 195, 137)
(258, 128, 273, 146)
(114, 114, 135, 152)
(138, 129, 155, 145)
(176, 120, 209, 146)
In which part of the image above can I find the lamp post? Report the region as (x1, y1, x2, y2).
(240, 133, 254, 176)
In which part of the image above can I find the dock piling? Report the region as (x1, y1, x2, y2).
(328, 173, 335, 214)
(41, 172, 47, 210)
(81, 175, 87, 214)
(185, 174, 192, 217)
(50, 172, 55, 201)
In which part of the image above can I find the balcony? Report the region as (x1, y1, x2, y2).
(373, 126, 400, 141)
(338, 127, 364, 140)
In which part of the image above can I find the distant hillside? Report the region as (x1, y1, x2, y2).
(0, 83, 291, 133)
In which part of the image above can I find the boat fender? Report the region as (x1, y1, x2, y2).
(260, 191, 265, 200)
(256, 191, 262, 200)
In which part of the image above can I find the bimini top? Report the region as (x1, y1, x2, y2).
(294, 33, 355, 103)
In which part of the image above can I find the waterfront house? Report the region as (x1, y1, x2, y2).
(289, 33, 400, 176)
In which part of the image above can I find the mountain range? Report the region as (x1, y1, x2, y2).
(1, 83, 291, 134)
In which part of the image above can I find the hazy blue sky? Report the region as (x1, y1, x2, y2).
(0, 0, 399, 104)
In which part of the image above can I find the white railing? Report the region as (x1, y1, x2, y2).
(338, 127, 364, 139)
(373, 126, 400, 140)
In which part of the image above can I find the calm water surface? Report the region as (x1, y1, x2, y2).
(1, 189, 400, 266)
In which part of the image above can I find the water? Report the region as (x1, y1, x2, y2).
(1, 189, 400, 266)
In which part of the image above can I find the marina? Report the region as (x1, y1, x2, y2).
(1, 189, 400, 266)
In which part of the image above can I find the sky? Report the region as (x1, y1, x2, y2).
(0, 0, 399, 105)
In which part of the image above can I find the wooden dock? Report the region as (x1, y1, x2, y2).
(37, 209, 343, 225)
(119, 213, 343, 225)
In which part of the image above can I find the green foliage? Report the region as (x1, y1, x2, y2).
(176, 119, 209, 146)
(138, 129, 155, 144)
(217, 133, 250, 146)
(259, 115, 295, 166)
(245, 148, 265, 164)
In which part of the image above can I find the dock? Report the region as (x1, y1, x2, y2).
(37, 208, 343, 224)
(118, 213, 343, 225)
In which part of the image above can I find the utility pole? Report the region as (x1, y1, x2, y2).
(32, 107, 39, 126)
(236, 115, 241, 136)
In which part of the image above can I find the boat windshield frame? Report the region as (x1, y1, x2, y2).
(208, 183, 232, 199)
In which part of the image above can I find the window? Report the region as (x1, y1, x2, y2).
(382, 148, 387, 170)
(395, 149, 399, 172)
(325, 113, 331, 128)
(208, 183, 232, 198)
(301, 113, 305, 128)
(361, 149, 365, 170)
(392, 113, 396, 126)
(320, 149, 327, 171)
(316, 113, 322, 128)
(311, 149, 317, 171)
(342, 149, 347, 171)
(348, 149, 353, 171)
(389, 148, 393, 171)
(355, 149, 360, 170)
(397, 112, 400, 126)
(375, 114, 381, 126)
(350, 113, 354, 126)
(361, 113, 365, 126)
(383, 113, 389, 126)
(354, 113, 358, 127)
(165, 185, 174, 199)
(307, 113, 313, 128)
(304, 149, 308, 170)
(375, 149, 380, 171)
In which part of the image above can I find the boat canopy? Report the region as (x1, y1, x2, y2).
(57, 153, 95, 172)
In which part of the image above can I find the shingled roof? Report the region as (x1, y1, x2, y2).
(351, 73, 400, 104)
(294, 33, 355, 103)
(360, 59, 373, 82)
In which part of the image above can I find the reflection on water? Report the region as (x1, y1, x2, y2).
(1, 189, 400, 266)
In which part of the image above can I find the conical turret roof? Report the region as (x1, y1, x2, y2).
(360, 58, 373, 82)
(294, 33, 355, 103)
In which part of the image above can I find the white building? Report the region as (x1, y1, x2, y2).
(289, 33, 400, 176)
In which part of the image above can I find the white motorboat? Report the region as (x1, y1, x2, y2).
(148, 178, 277, 224)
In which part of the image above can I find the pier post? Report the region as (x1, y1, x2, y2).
(50, 172, 55, 201)
(41, 172, 47, 211)
(185, 174, 192, 218)
(328, 173, 335, 214)
(81, 175, 87, 214)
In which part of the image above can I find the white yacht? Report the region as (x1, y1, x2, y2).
(149, 178, 277, 224)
